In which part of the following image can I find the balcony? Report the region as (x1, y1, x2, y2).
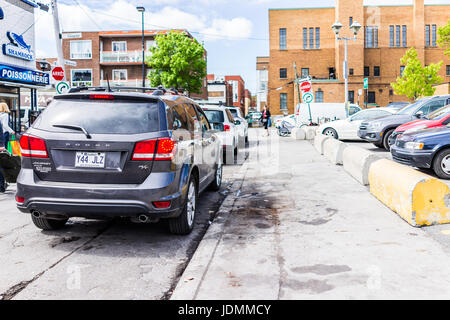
(100, 79, 151, 87)
(100, 51, 150, 64)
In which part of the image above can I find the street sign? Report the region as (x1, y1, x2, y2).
(56, 81, 70, 94)
(300, 81, 312, 93)
(65, 60, 77, 67)
(52, 67, 64, 81)
(363, 78, 368, 89)
(302, 92, 314, 104)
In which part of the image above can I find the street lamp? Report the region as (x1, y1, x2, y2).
(136, 6, 146, 89)
(332, 20, 361, 110)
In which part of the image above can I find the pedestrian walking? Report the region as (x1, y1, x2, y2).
(261, 105, 272, 136)
(0, 103, 15, 149)
(0, 120, 6, 193)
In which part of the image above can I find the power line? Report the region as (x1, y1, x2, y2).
(72, 0, 103, 31)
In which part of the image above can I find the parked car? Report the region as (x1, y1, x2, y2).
(317, 107, 396, 140)
(275, 114, 296, 129)
(246, 112, 262, 127)
(391, 126, 450, 179)
(16, 89, 223, 235)
(296, 103, 361, 126)
(385, 102, 410, 110)
(390, 104, 450, 146)
(225, 106, 248, 143)
(202, 105, 241, 161)
(358, 95, 450, 151)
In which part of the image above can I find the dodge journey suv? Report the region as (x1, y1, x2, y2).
(16, 88, 223, 235)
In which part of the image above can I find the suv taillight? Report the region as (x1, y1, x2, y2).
(132, 138, 176, 161)
(224, 125, 231, 132)
(19, 134, 49, 158)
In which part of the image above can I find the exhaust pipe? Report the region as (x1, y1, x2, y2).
(138, 215, 149, 223)
(31, 210, 42, 219)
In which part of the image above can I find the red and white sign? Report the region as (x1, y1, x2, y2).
(52, 67, 65, 81)
(300, 81, 312, 93)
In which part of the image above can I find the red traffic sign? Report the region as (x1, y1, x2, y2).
(300, 81, 312, 93)
(52, 67, 64, 81)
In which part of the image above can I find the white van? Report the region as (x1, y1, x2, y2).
(296, 103, 362, 125)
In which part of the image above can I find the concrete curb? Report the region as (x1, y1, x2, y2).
(170, 163, 249, 300)
(314, 134, 331, 155)
(369, 159, 450, 227)
(343, 145, 382, 186)
(290, 128, 306, 140)
(323, 138, 348, 165)
(304, 126, 317, 140)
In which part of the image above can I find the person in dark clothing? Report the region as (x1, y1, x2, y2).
(0, 121, 6, 193)
(261, 105, 272, 136)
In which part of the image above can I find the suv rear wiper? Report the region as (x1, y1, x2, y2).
(53, 124, 92, 139)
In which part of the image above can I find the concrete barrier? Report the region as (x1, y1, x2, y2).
(314, 134, 331, 155)
(290, 128, 306, 140)
(343, 146, 382, 185)
(323, 138, 348, 165)
(369, 159, 450, 227)
(304, 126, 317, 140)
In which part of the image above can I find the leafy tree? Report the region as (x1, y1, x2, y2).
(437, 20, 450, 56)
(391, 47, 443, 100)
(146, 31, 206, 94)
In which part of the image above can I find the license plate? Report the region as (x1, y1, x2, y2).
(75, 152, 105, 168)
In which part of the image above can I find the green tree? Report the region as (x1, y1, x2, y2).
(437, 20, 450, 56)
(391, 47, 443, 100)
(146, 31, 206, 94)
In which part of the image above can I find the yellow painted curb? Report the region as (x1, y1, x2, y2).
(369, 159, 450, 227)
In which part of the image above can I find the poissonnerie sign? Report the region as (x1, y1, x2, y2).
(0, 63, 49, 86)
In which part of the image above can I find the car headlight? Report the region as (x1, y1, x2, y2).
(404, 142, 424, 150)
(368, 123, 382, 130)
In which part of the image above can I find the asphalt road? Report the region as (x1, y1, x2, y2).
(0, 145, 249, 300)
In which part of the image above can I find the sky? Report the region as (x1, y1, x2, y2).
(34, 0, 450, 93)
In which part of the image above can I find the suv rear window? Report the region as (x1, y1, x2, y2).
(204, 110, 225, 123)
(33, 99, 160, 134)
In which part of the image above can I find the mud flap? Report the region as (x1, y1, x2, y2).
(0, 152, 21, 183)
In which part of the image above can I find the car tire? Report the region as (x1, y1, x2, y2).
(169, 175, 197, 235)
(323, 128, 338, 139)
(208, 163, 223, 191)
(31, 215, 68, 230)
(373, 142, 384, 148)
(432, 149, 450, 180)
(383, 129, 395, 151)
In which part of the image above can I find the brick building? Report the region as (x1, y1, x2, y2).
(268, 0, 450, 115)
(256, 56, 269, 111)
(61, 29, 207, 99)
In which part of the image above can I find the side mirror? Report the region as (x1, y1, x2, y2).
(234, 120, 241, 125)
(173, 119, 182, 130)
(415, 111, 424, 118)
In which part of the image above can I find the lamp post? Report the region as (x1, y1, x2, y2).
(136, 6, 146, 89)
(331, 21, 362, 111)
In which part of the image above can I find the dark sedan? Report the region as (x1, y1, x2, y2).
(358, 95, 450, 151)
(391, 126, 450, 179)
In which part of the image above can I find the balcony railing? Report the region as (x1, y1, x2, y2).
(100, 51, 150, 64)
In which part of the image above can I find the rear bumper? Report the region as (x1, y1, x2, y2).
(16, 168, 186, 219)
(390, 146, 434, 169)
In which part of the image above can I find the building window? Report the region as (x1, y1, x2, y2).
(70, 40, 92, 59)
(396, 25, 401, 47)
(400, 66, 405, 76)
(349, 17, 353, 26)
(301, 68, 309, 78)
(309, 28, 314, 49)
(389, 25, 394, 47)
(112, 41, 127, 52)
(374, 66, 380, 77)
(374, 27, 378, 48)
(425, 25, 430, 47)
(349, 68, 354, 76)
(303, 28, 308, 49)
(315, 28, 320, 49)
(446, 65, 450, 76)
(432, 24, 437, 47)
(365, 26, 378, 48)
(280, 93, 287, 110)
(402, 25, 407, 47)
(348, 91, 355, 104)
(280, 68, 287, 79)
(71, 69, 92, 87)
(279, 28, 287, 50)
(112, 69, 127, 81)
(315, 89, 324, 103)
(364, 66, 370, 77)
(368, 91, 376, 104)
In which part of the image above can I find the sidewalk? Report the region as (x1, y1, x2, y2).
(172, 135, 450, 299)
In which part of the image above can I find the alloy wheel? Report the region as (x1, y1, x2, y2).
(441, 155, 450, 174)
(186, 181, 196, 227)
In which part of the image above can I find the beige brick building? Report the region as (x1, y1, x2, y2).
(267, 0, 450, 115)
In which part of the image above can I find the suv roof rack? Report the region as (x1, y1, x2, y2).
(68, 86, 187, 96)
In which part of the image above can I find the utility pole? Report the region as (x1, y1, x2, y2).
(293, 62, 302, 126)
(136, 6, 146, 89)
(51, 0, 66, 81)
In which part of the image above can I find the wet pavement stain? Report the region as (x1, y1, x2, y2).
(49, 236, 81, 248)
(291, 264, 352, 275)
(299, 218, 331, 225)
(283, 279, 334, 294)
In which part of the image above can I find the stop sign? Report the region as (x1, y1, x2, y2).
(300, 81, 312, 93)
(52, 67, 64, 81)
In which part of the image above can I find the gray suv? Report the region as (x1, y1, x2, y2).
(16, 89, 223, 235)
(358, 95, 450, 151)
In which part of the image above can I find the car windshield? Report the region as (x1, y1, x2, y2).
(426, 105, 450, 120)
(204, 110, 225, 123)
(396, 100, 426, 115)
(33, 99, 160, 134)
